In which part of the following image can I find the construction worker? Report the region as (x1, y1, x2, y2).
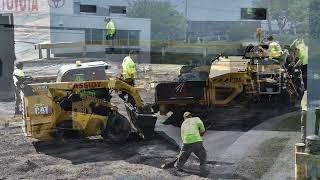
(122, 50, 137, 86)
(174, 112, 209, 176)
(105, 18, 116, 40)
(292, 39, 308, 90)
(260, 36, 283, 64)
(12, 62, 25, 116)
(301, 90, 307, 143)
(105, 18, 116, 53)
(119, 51, 137, 101)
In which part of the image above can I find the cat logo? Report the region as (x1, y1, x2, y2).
(33, 104, 51, 115)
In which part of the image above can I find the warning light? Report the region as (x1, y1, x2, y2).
(76, 61, 81, 66)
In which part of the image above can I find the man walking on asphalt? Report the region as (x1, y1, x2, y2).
(174, 112, 209, 175)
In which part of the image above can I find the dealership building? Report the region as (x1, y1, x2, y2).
(49, 0, 151, 60)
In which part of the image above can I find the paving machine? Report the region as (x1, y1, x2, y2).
(21, 61, 157, 142)
(154, 44, 304, 126)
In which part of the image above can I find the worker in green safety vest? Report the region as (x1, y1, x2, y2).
(122, 50, 137, 83)
(301, 90, 307, 143)
(260, 36, 283, 64)
(12, 62, 25, 116)
(105, 18, 116, 40)
(119, 50, 137, 101)
(174, 112, 209, 176)
(292, 39, 308, 90)
(105, 18, 116, 53)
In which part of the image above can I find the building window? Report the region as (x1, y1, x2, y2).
(110, 6, 126, 14)
(85, 29, 103, 45)
(129, 31, 139, 46)
(117, 30, 139, 46)
(92, 29, 103, 45)
(80, 5, 97, 13)
(85, 28, 139, 46)
(241, 8, 267, 20)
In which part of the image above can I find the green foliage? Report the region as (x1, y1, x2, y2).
(253, 0, 310, 35)
(309, 0, 320, 39)
(273, 34, 299, 45)
(127, 0, 186, 40)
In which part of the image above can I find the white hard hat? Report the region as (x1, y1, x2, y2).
(183, 112, 192, 118)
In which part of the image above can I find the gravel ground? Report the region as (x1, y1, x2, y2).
(0, 132, 211, 180)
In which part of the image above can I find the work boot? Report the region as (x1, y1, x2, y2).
(161, 158, 177, 169)
(174, 162, 184, 172)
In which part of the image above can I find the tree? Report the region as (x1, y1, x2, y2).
(253, 0, 309, 35)
(287, 0, 309, 34)
(127, 0, 186, 41)
(309, 0, 320, 39)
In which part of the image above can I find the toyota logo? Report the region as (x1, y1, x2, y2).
(48, 0, 65, 8)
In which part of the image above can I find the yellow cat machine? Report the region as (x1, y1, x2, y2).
(21, 61, 157, 142)
(154, 44, 304, 126)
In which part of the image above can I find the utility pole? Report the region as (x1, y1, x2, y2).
(185, 0, 188, 43)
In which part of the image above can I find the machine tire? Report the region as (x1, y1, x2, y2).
(101, 112, 131, 143)
(52, 120, 84, 141)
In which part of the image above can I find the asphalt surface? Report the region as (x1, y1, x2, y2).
(0, 106, 300, 179)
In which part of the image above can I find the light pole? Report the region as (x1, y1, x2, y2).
(185, 0, 188, 43)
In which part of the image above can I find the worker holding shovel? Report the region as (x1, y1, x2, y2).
(162, 112, 209, 176)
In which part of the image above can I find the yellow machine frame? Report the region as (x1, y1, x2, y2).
(23, 79, 143, 140)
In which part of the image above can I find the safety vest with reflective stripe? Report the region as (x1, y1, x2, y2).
(268, 41, 282, 59)
(181, 117, 205, 144)
(122, 56, 136, 80)
(296, 42, 308, 65)
(106, 20, 116, 36)
(13, 69, 25, 86)
(13, 69, 24, 77)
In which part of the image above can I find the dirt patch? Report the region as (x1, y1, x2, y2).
(0, 131, 210, 179)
